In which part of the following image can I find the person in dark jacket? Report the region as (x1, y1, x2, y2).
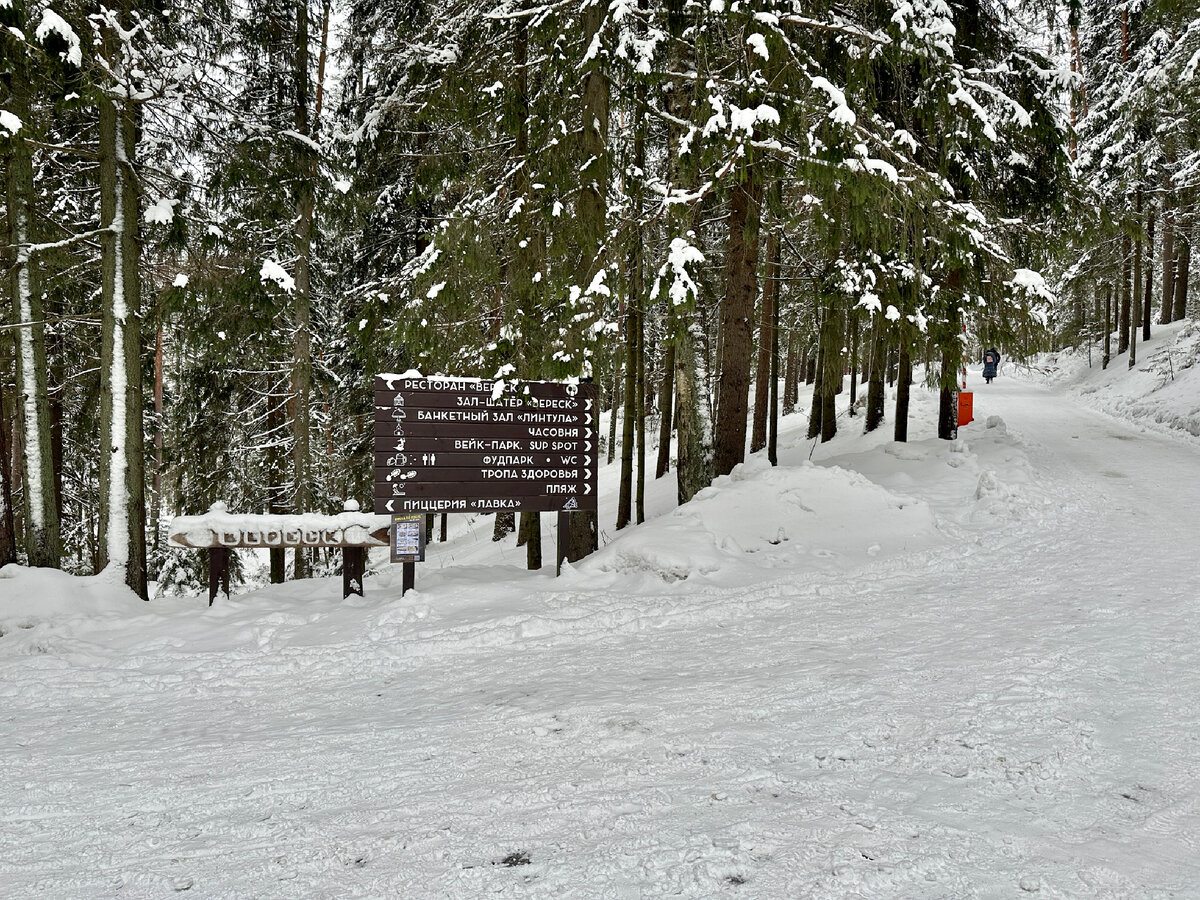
(983, 348, 1000, 383)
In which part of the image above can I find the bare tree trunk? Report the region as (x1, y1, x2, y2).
(0, 332, 16, 566)
(864, 317, 885, 433)
(5, 46, 60, 569)
(1118, 235, 1131, 355)
(894, 337, 912, 442)
(1162, 187, 1176, 323)
(152, 323, 164, 560)
(1172, 199, 1191, 323)
(98, 77, 147, 597)
(493, 512, 515, 541)
(568, 0, 607, 560)
(807, 312, 824, 440)
(1131, 190, 1141, 368)
(617, 289, 635, 529)
(292, 0, 315, 578)
(1144, 207, 1155, 340)
(1103, 287, 1111, 369)
(655, 319, 675, 479)
(937, 292, 961, 441)
(751, 227, 778, 452)
(847, 308, 859, 417)
(520, 510, 541, 569)
(268, 394, 286, 583)
(819, 306, 841, 442)
(674, 314, 707, 504)
(782, 328, 798, 415)
(713, 159, 762, 477)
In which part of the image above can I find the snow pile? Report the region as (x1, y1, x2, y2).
(0, 564, 147, 646)
(588, 455, 941, 583)
(1039, 320, 1200, 438)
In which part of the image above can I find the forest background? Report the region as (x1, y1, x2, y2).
(1, 0, 1197, 598)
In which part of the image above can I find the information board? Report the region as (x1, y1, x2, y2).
(390, 513, 427, 563)
(372, 375, 599, 515)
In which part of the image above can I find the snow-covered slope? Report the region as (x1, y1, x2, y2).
(1034, 319, 1200, 438)
(2, 341, 1199, 898)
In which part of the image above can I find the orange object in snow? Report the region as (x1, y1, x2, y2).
(957, 392, 974, 427)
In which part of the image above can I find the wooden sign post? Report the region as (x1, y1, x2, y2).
(373, 374, 599, 586)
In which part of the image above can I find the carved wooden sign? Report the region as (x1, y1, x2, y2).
(168, 503, 391, 549)
(166, 501, 390, 605)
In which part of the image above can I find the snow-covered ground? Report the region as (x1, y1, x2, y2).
(3, 327, 1200, 898)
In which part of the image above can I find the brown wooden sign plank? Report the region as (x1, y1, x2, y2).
(375, 450, 593, 469)
(375, 436, 593, 454)
(374, 390, 594, 411)
(373, 375, 599, 399)
(373, 421, 590, 439)
(377, 407, 591, 426)
(375, 465, 593, 484)
(374, 481, 592, 499)
(375, 495, 593, 514)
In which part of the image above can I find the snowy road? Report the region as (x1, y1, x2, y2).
(2, 370, 1199, 898)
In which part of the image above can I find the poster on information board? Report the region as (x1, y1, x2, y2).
(390, 513, 427, 563)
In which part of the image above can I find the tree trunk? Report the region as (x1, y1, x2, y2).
(864, 317, 885, 433)
(152, 323, 164, 562)
(1162, 188, 1176, 323)
(847, 308, 859, 417)
(268, 394, 287, 583)
(1131, 190, 1141, 368)
(1118, 235, 1131, 355)
(617, 289, 636, 529)
(607, 368, 619, 465)
(1103, 287, 1111, 369)
(0, 332, 16, 566)
(655, 318, 675, 479)
(5, 48, 60, 569)
(750, 227, 778, 452)
(819, 306, 841, 442)
(1172, 200, 1191, 323)
(1144, 207, 1155, 340)
(769, 274, 780, 466)
(674, 314, 707, 504)
(894, 338, 912, 442)
(635, 278, 646, 525)
(292, 0, 315, 578)
(520, 511, 541, 569)
(782, 328, 798, 415)
(97, 83, 147, 598)
(713, 159, 762, 477)
(937, 295, 961, 441)
(568, 0, 607, 561)
(807, 313, 824, 440)
(493, 511, 516, 541)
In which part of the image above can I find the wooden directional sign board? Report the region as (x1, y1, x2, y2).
(373, 375, 599, 515)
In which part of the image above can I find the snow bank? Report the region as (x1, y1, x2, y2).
(0, 564, 148, 648)
(587, 455, 941, 583)
(1038, 321, 1200, 439)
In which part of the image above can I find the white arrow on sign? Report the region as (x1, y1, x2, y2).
(385, 499, 396, 512)
(583, 439, 592, 452)
(584, 483, 593, 495)
(585, 399, 593, 411)
(583, 467, 592, 480)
